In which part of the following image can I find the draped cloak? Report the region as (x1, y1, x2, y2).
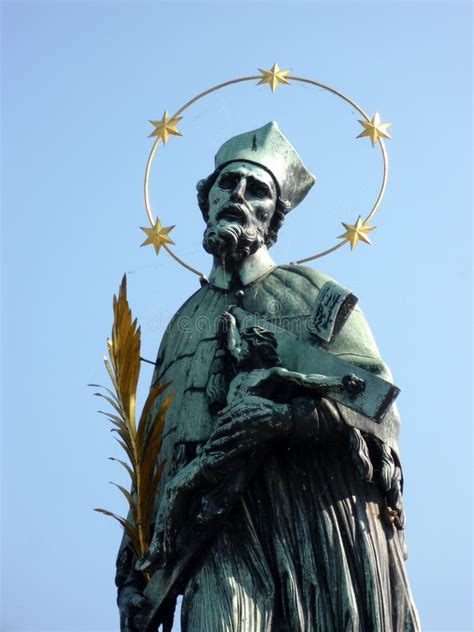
(116, 265, 420, 631)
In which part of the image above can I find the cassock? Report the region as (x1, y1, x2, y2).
(116, 264, 420, 632)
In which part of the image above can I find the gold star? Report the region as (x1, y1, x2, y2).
(338, 216, 376, 250)
(356, 112, 392, 146)
(148, 111, 182, 144)
(140, 218, 175, 254)
(257, 62, 291, 92)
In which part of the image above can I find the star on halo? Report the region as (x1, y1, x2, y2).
(148, 111, 182, 144)
(338, 216, 376, 250)
(140, 219, 175, 254)
(257, 63, 291, 92)
(356, 113, 392, 146)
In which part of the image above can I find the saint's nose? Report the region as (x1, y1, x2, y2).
(230, 178, 246, 203)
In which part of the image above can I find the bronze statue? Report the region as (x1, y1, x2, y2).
(116, 122, 420, 631)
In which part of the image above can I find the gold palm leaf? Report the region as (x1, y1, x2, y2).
(92, 274, 173, 574)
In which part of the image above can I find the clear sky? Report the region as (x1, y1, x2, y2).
(1, 1, 472, 631)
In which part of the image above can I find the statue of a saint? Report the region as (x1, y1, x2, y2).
(116, 122, 420, 631)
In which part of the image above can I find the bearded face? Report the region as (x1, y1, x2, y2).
(202, 162, 277, 264)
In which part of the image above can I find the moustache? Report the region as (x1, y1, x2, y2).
(215, 203, 250, 226)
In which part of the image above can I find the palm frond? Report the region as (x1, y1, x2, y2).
(94, 508, 141, 554)
(108, 457, 137, 488)
(93, 274, 173, 577)
(109, 482, 138, 521)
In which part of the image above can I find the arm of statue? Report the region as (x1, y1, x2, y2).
(136, 457, 207, 572)
(255, 366, 365, 398)
(203, 391, 345, 461)
(136, 396, 346, 573)
(220, 310, 241, 363)
(135, 448, 237, 572)
(115, 541, 149, 632)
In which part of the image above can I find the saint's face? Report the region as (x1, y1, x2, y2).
(207, 162, 278, 236)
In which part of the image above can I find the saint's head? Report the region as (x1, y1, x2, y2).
(239, 326, 281, 369)
(198, 122, 315, 263)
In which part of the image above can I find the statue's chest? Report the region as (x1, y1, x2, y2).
(159, 277, 312, 447)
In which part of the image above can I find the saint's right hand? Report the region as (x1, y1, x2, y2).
(118, 585, 148, 632)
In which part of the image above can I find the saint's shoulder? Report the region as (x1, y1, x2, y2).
(274, 264, 365, 313)
(164, 284, 211, 329)
(274, 265, 387, 370)
(275, 264, 336, 290)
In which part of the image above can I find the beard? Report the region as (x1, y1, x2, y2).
(202, 205, 266, 263)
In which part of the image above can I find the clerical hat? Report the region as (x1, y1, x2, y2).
(214, 121, 315, 209)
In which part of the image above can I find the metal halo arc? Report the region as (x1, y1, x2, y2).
(143, 72, 389, 279)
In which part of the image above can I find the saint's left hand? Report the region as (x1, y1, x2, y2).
(203, 397, 292, 460)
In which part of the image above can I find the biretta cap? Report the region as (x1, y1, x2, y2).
(214, 121, 315, 210)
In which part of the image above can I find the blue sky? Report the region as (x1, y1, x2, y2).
(2, 1, 472, 630)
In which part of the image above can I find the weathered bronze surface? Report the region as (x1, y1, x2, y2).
(116, 122, 420, 631)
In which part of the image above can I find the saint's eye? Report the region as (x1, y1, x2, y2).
(247, 180, 269, 198)
(218, 173, 238, 189)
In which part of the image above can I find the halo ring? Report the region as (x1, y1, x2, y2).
(144, 72, 389, 278)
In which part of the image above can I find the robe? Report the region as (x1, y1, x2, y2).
(117, 264, 420, 631)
